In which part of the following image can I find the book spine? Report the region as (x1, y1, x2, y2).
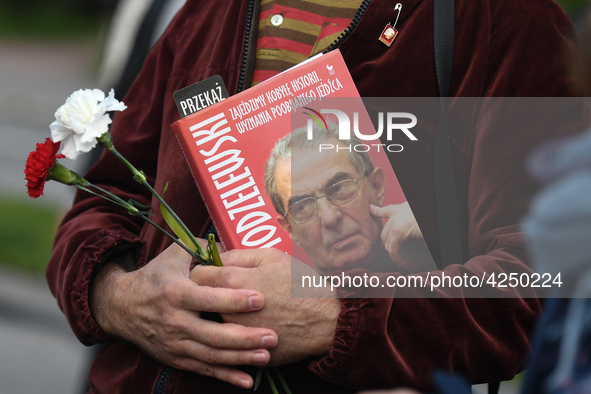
(173, 112, 288, 252)
(173, 127, 239, 251)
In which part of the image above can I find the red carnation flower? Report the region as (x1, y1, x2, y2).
(24, 138, 65, 198)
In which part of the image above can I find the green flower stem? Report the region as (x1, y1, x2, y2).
(141, 178, 209, 258)
(81, 183, 207, 264)
(77, 186, 130, 211)
(107, 145, 145, 182)
(107, 143, 217, 264)
(142, 216, 206, 264)
(85, 184, 136, 211)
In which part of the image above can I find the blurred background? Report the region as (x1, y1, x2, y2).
(0, 0, 143, 393)
(0, 0, 113, 393)
(0, 0, 587, 393)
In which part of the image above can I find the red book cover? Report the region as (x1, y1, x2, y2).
(172, 50, 426, 268)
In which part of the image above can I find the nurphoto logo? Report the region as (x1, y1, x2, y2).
(303, 107, 417, 153)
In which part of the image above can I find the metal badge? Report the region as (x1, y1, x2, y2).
(379, 3, 402, 47)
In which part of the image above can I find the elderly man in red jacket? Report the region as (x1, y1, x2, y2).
(47, 0, 589, 392)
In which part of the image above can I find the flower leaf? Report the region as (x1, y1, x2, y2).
(272, 367, 292, 394)
(207, 233, 223, 267)
(264, 369, 279, 394)
(158, 182, 196, 250)
(133, 170, 147, 184)
(254, 368, 264, 391)
(128, 199, 152, 210)
(160, 202, 199, 254)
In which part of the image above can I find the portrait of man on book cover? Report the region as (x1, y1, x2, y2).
(263, 120, 436, 277)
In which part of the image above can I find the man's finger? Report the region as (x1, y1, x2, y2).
(187, 318, 278, 350)
(370, 203, 398, 218)
(190, 265, 244, 289)
(381, 219, 393, 245)
(174, 359, 256, 389)
(219, 248, 278, 268)
(161, 241, 195, 263)
(176, 339, 271, 366)
(179, 277, 264, 312)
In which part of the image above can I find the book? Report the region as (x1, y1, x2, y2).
(171, 50, 425, 268)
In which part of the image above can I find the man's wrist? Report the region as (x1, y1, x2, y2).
(89, 261, 129, 336)
(314, 297, 342, 356)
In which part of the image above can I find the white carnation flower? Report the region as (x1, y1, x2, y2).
(50, 89, 126, 160)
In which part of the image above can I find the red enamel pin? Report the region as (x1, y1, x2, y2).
(379, 3, 402, 47)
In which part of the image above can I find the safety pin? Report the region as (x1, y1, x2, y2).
(379, 3, 402, 47)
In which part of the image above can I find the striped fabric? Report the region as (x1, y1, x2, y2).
(251, 0, 363, 85)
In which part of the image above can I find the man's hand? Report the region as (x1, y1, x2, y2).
(370, 202, 436, 273)
(89, 242, 278, 389)
(191, 248, 341, 366)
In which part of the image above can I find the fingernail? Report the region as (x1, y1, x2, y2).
(238, 378, 251, 389)
(261, 335, 275, 347)
(253, 352, 267, 364)
(249, 295, 262, 309)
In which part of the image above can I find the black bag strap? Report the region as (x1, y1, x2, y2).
(433, 3, 500, 393)
(433, 0, 464, 269)
(488, 381, 501, 394)
(115, 0, 168, 100)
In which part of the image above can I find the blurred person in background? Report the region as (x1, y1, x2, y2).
(85, 0, 186, 167)
(98, 0, 186, 97)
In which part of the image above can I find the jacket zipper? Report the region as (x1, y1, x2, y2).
(324, 0, 372, 53)
(236, 0, 257, 93)
(155, 367, 172, 394)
